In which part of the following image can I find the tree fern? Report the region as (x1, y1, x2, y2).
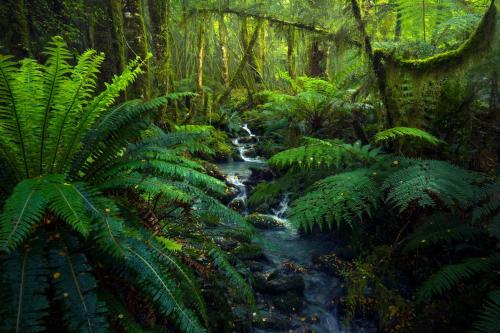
(289, 169, 380, 230)
(374, 126, 442, 146)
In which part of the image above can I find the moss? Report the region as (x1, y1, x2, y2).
(233, 244, 263, 260)
(376, 0, 496, 75)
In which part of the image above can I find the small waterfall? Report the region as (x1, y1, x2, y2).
(232, 124, 264, 163)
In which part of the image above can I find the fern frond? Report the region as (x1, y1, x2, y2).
(126, 240, 206, 333)
(0, 178, 46, 253)
(417, 255, 500, 301)
(374, 127, 442, 146)
(472, 290, 500, 333)
(268, 139, 379, 170)
(208, 247, 255, 306)
(49, 234, 109, 332)
(383, 160, 477, 212)
(0, 237, 49, 332)
(403, 214, 485, 253)
(289, 169, 380, 230)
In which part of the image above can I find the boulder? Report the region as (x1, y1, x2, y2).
(264, 274, 305, 294)
(271, 291, 304, 314)
(246, 214, 285, 230)
(228, 198, 246, 212)
(233, 244, 264, 260)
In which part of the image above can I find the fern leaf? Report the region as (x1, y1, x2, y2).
(374, 127, 442, 145)
(289, 169, 380, 230)
(0, 237, 49, 332)
(418, 255, 500, 301)
(472, 290, 500, 333)
(0, 178, 46, 253)
(49, 235, 109, 332)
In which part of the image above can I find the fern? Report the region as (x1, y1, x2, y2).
(0, 237, 49, 333)
(472, 290, 500, 333)
(403, 214, 486, 253)
(417, 255, 500, 301)
(49, 235, 109, 333)
(268, 139, 380, 170)
(289, 169, 380, 230)
(383, 159, 478, 212)
(374, 127, 442, 146)
(208, 247, 255, 306)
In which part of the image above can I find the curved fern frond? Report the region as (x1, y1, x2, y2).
(49, 235, 109, 332)
(289, 169, 380, 230)
(472, 290, 500, 333)
(127, 241, 206, 333)
(418, 255, 500, 301)
(268, 139, 380, 170)
(0, 236, 49, 333)
(208, 247, 255, 306)
(403, 214, 486, 253)
(0, 178, 46, 253)
(383, 160, 477, 212)
(374, 127, 442, 146)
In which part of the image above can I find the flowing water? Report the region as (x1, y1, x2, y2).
(219, 125, 377, 333)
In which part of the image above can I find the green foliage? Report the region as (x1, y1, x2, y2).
(417, 255, 500, 301)
(0, 38, 252, 333)
(289, 169, 380, 230)
(472, 290, 500, 333)
(383, 160, 478, 212)
(374, 127, 442, 146)
(268, 139, 380, 171)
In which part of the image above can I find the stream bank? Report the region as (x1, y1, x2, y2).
(218, 125, 378, 333)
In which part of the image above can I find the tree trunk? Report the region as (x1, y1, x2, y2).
(217, 20, 262, 105)
(287, 26, 297, 79)
(307, 37, 325, 77)
(219, 14, 230, 85)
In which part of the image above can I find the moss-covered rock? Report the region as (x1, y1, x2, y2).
(246, 214, 285, 230)
(233, 243, 264, 260)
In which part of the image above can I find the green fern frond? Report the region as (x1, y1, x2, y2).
(403, 214, 486, 253)
(417, 255, 500, 301)
(383, 160, 477, 212)
(208, 247, 255, 306)
(268, 139, 379, 170)
(0, 237, 49, 332)
(127, 240, 206, 333)
(0, 178, 46, 253)
(49, 234, 109, 332)
(289, 169, 380, 230)
(374, 127, 442, 146)
(472, 290, 500, 333)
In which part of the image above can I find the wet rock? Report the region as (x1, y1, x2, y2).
(242, 147, 258, 158)
(271, 291, 304, 314)
(253, 310, 293, 331)
(215, 238, 239, 251)
(313, 252, 353, 275)
(264, 274, 305, 294)
(246, 260, 266, 272)
(252, 272, 268, 292)
(228, 198, 246, 212)
(246, 214, 285, 230)
(247, 166, 274, 184)
(233, 244, 264, 260)
(237, 136, 259, 144)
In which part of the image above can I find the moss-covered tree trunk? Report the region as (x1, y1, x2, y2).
(219, 14, 230, 86)
(307, 37, 325, 77)
(287, 27, 297, 79)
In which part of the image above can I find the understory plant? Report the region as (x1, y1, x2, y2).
(0, 37, 252, 333)
(251, 129, 499, 331)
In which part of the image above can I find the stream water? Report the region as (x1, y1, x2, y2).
(218, 125, 378, 333)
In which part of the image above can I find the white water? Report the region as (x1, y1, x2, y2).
(232, 123, 265, 163)
(220, 125, 376, 333)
